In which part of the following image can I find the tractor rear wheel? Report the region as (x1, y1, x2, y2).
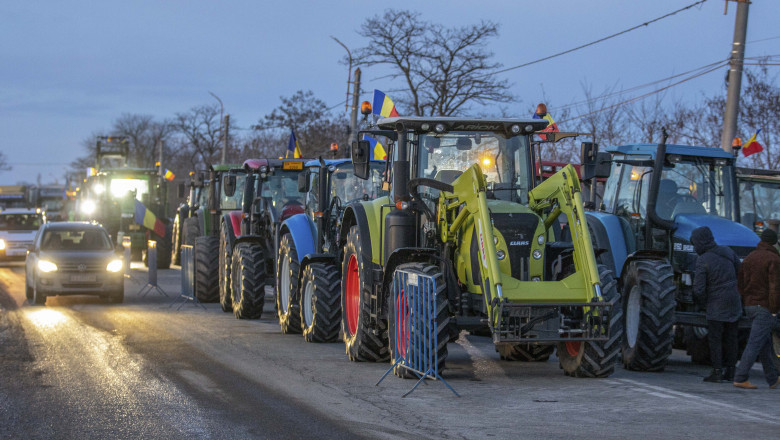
(621, 260, 675, 372)
(194, 236, 219, 303)
(388, 263, 449, 379)
(182, 217, 199, 247)
(341, 226, 388, 362)
(301, 263, 341, 342)
(558, 265, 623, 378)
(154, 224, 173, 269)
(277, 233, 302, 334)
(497, 344, 554, 362)
(219, 223, 233, 312)
(231, 242, 265, 319)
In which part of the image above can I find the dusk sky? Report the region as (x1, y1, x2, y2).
(2, 0, 778, 185)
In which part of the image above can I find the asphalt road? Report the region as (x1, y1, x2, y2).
(1, 262, 779, 440)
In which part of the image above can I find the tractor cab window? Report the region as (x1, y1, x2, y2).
(259, 171, 302, 217)
(220, 174, 246, 210)
(416, 132, 530, 204)
(739, 179, 780, 228)
(614, 164, 650, 218)
(658, 157, 736, 221)
(306, 168, 319, 217)
(330, 163, 387, 206)
(601, 155, 623, 212)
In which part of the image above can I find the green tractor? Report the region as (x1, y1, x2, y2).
(341, 117, 622, 378)
(737, 167, 780, 235)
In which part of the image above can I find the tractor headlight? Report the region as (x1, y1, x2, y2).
(496, 250, 505, 260)
(531, 276, 541, 282)
(106, 259, 123, 273)
(532, 249, 542, 260)
(38, 260, 58, 273)
(93, 183, 105, 194)
(434, 123, 446, 133)
(537, 235, 545, 245)
(81, 200, 97, 215)
(510, 124, 521, 134)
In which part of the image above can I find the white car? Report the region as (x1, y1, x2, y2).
(0, 208, 43, 261)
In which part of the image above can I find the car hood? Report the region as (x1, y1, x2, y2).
(37, 250, 119, 264)
(0, 230, 37, 240)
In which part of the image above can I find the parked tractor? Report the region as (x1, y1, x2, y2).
(222, 159, 307, 319)
(341, 117, 622, 378)
(171, 170, 207, 265)
(276, 158, 387, 341)
(736, 167, 780, 234)
(581, 132, 759, 369)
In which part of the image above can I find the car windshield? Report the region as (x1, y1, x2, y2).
(416, 131, 531, 203)
(220, 174, 246, 210)
(41, 228, 112, 251)
(657, 158, 737, 221)
(330, 163, 388, 204)
(0, 213, 42, 231)
(739, 179, 780, 224)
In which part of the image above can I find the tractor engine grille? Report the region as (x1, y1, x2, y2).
(491, 213, 540, 281)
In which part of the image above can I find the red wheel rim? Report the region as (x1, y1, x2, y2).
(345, 255, 360, 336)
(565, 341, 582, 357)
(395, 289, 409, 356)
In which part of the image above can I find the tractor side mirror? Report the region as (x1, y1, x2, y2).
(177, 183, 186, 199)
(594, 152, 612, 178)
(351, 140, 370, 180)
(298, 170, 311, 193)
(223, 175, 237, 197)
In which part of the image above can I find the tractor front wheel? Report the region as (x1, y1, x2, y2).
(277, 233, 302, 334)
(194, 236, 219, 303)
(558, 265, 623, 378)
(341, 226, 388, 362)
(219, 223, 233, 312)
(301, 263, 341, 342)
(621, 260, 675, 372)
(231, 242, 265, 319)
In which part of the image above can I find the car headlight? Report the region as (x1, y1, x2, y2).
(81, 200, 97, 215)
(0, 239, 5, 250)
(38, 260, 58, 273)
(106, 259, 123, 273)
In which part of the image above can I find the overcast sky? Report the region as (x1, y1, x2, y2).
(1, 0, 778, 185)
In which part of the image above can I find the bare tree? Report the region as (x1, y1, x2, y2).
(0, 151, 10, 172)
(353, 9, 512, 116)
(737, 63, 780, 170)
(172, 104, 223, 167)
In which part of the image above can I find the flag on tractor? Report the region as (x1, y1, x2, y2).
(134, 200, 166, 237)
(372, 89, 400, 118)
(163, 169, 175, 181)
(742, 129, 764, 157)
(363, 135, 387, 160)
(287, 129, 302, 158)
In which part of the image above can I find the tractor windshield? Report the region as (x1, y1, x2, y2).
(656, 158, 737, 221)
(330, 162, 387, 204)
(416, 132, 531, 203)
(220, 174, 246, 210)
(109, 178, 149, 201)
(739, 178, 780, 228)
(259, 170, 302, 216)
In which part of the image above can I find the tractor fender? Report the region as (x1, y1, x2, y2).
(221, 213, 238, 251)
(380, 247, 438, 312)
(279, 213, 316, 265)
(619, 249, 668, 288)
(233, 234, 264, 247)
(226, 211, 242, 239)
(585, 212, 629, 277)
(339, 203, 374, 265)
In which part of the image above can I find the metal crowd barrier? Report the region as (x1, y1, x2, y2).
(138, 240, 168, 297)
(170, 245, 204, 310)
(377, 267, 458, 397)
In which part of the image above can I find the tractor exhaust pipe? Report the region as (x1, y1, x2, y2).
(645, 128, 676, 246)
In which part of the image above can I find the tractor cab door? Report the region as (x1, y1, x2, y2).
(611, 159, 651, 254)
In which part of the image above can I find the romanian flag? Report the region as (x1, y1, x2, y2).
(163, 169, 175, 181)
(372, 89, 400, 118)
(742, 129, 764, 157)
(533, 111, 559, 140)
(134, 200, 166, 237)
(363, 135, 387, 160)
(287, 129, 302, 158)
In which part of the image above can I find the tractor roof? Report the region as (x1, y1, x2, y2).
(210, 164, 241, 172)
(242, 158, 308, 172)
(606, 144, 735, 160)
(303, 158, 385, 168)
(98, 168, 158, 176)
(376, 117, 548, 135)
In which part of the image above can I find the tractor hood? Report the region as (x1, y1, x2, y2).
(673, 214, 759, 248)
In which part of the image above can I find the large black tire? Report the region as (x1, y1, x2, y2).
(154, 224, 173, 269)
(32, 281, 46, 306)
(558, 265, 623, 378)
(620, 260, 676, 372)
(219, 223, 233, 313)
(25, 272, 34, 301)
(194, 236, 220, 303)
(301, 263, 341, 343)
(182, 217, 199, 247)
(231, 242, 266, 319)
(107, 284, 125, 304)
(497, 344, 555, 362)
(341, 226, 389, 362)
(388, 263, 449, 379)
(276, 233, 302, 334)
(171, 214, 182, 266)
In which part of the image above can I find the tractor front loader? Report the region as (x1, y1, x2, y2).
(341, 117, 623, 378)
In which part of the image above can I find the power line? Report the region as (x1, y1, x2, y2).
(492, 0, 709, 76)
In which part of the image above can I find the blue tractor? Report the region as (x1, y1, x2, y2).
(276, 158, 387, 341)
(581, 133, 759, 370)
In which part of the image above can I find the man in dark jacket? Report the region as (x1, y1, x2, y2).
(692, 226, 742, 383)
(733, 229, 780, 389)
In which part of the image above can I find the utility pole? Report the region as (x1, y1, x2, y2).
(720, 0, 750, 153)
(158, 140, 163, 175)
(221, 114, 230, 164)
(349, 68, 362, 150)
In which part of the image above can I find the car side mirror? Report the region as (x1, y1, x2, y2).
(298, 170, 311, 193)
(351, 140, 370, 180)
(177, 182, 186, 198)
(223, 175, 237, 197)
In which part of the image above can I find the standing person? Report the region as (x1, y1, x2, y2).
(691, 226, 742, 383)
(733, 229, 780, 389)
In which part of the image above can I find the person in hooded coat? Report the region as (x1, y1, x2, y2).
(691, 226, 742, 383)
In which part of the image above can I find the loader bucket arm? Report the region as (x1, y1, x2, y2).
(528, 164, 601, 297)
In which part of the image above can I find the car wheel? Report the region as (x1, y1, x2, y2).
(32, 281, 46, 306)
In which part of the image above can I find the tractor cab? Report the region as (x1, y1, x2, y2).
(736, 168, 780, 234)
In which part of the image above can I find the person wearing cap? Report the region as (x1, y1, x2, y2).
(733, 229, 780, 389)
(691, 226, 742, 383)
